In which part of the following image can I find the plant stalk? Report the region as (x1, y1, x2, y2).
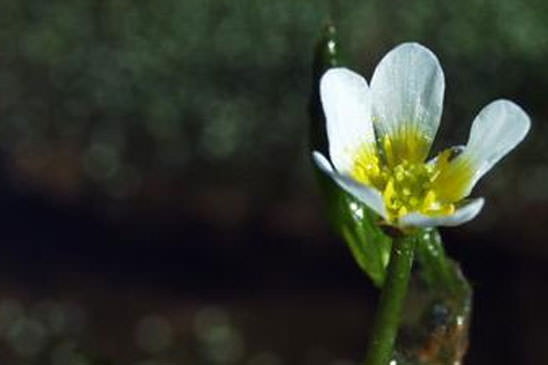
(364, 233, 416, 365)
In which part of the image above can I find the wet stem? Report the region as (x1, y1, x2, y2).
(364, 233, 416, 365)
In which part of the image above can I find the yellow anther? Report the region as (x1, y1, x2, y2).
(383, 179, 396, 206)
(423, 190, 436, 209)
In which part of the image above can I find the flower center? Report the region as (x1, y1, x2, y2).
(351, 147, 458, 222)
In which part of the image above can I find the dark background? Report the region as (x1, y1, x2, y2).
(0, 0, 547, 364)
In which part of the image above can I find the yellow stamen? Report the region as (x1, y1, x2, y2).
(351, 140, 472, 224)
(351, 144, 383, 187)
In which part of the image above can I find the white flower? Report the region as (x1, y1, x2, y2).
(313, 42, 530, 228)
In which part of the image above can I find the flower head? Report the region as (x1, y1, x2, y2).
(313, 43, 530, 228)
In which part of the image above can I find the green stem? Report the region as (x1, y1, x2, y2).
(364, 233, 416, 365)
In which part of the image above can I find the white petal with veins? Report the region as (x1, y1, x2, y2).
(320, 68, 375, 173)
(370, 43, 445, 162)
(462, 99, 530, 194)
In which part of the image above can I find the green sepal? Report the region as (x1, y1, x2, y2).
(329, 188, 392, 287)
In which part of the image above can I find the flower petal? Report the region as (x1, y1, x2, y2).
(370, 42, 445, 165)
(313, 151, 387, 219)
(399, 198, 484, 228)
(432, 100, 531, 202)
(464, 100, 531, 188)
(320, 68, 376, 173)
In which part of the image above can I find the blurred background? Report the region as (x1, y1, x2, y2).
(0, 0, 547, 364)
